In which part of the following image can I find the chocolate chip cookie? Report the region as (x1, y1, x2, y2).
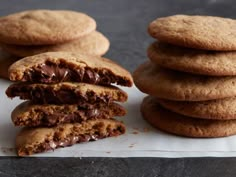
(133, 62, 236, 101)
(6, 82, 128, 104)
(9, 52, 133, 86)
(141, 96, 236, 138)
(12, 101, 126, 127)
(16, 119, 125, 156)
(148, 15, 236, 51)
(1, 31, 110, 57)
(158, 97, 236, 120)
(148, 41, 236, 76)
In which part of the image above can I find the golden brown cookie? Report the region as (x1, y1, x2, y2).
(12, 101, 126, 127)
(0, 48, 19, 79)
(141, 96, 236, 138)
(0, 10, 96, 45)
(133, 62, 236, 101)
(148, 41, 236, 76)
(158, 97, 236, 120)
(148, 15, 236, 51)
(6, 82, 128, 104)
(16, 119, 125, 156)
(9, 52, 133, 87)
(1, 31, 110, 57)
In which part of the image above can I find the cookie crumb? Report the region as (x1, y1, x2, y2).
(132, 131, 139, 135)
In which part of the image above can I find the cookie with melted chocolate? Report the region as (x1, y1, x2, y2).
(6, 82, 128, 104)
(8, 52, 133, 87)
(12, 101, 126, 127)
(16, 119, 125, 156)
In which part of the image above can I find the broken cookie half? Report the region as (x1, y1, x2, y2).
(16, 119, 125, 156)
(6, 82, 128, 104)
(8, 52, 133, 86)
(12, 101, 126, 127)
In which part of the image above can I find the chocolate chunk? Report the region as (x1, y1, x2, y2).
(16, 119, 126, 156)
(12, 101, 126, 127)
(6, 82, 128, 104)
(24, 62, 124, 85)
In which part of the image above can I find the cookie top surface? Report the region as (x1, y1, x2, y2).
(0, 48, 19, 79)
(141, 96, 236, 138)
(8, 52, 133, 87)
(1, 31, 110, 57)
(148, 15, 236, 51)
(12, 101, 126, 127)
(158, 97, 236, 120)
(16, 119, 125, 156)
(133, 62, 236, 101)
(6, 82, 128, 104)
(0, 10, 96, 45)
(148, 41, 236, 76)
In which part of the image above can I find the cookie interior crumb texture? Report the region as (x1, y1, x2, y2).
(16, 119, 126, 156)
(8, 52, 133, 87)
(12, 101, 126, 127)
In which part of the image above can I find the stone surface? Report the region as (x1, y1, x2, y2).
(0, 0, 236, 176)
(0, 157, 236, 177)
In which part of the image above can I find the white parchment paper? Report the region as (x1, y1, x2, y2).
(1, 79, 236, 157)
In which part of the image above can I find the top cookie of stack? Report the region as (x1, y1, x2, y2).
(0, 10, 110, 79)
(0, 9, 109, 56)
(134, 15, 236, 138)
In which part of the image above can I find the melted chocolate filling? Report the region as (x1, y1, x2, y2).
(15, 109, 102, 127)
(23, 61, 129, 86)
(23, 127, 125, 155)
(7, 85, 112, 104)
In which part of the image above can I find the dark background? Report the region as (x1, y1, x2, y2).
(0, 0, 236, 176)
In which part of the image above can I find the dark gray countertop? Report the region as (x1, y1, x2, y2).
(0, 0, 236, 176)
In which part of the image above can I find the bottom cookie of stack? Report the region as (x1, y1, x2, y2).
(141, 96, 236, 138)
(17, 119, 125, 156)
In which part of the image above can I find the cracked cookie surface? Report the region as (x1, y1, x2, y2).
(148, 15, 236, 51)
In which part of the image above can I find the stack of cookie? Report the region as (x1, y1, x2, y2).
(0, 9, 110, 79)
(6, 52, 133, 156)
(134, 15, 236, 138)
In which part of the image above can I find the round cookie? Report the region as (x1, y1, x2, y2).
(158, 97, 236, 120)
(148, 41, 236, 76)
(0, 48, 19, 79)
(133, 62, 236, 101)
(148, 15, 236, 51)
(141, 96, 236, 138)
(1, 31, 109, 57)
(0, 10, 96, 45)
